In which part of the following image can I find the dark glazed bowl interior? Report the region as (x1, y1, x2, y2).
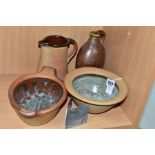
(72, 74, 119, 101)
(39, 35, 70, 48)
(14, 78, 63, 112)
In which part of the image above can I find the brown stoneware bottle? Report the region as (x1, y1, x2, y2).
(76, 30, 105, 68)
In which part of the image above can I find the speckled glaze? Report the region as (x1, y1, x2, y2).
(15, 78, 63, 112)
(73, 75, 119, 101)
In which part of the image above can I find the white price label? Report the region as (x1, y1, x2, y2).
(105, 78, 115, 95)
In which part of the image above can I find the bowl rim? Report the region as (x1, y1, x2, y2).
(8, 67, 68, 118)
(64, 67, 128, 106)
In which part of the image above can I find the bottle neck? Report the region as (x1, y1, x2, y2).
(88, 35, 100, 43)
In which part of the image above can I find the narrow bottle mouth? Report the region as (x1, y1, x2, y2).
(38, 35, 70, 48)
(90, 30, 105, 38)
(90, 31, 101, 37)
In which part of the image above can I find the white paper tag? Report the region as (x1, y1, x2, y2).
(105, 78, 115, 95)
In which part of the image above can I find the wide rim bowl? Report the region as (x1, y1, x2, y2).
(64, 67, 128, 106)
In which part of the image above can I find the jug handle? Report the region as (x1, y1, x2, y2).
(96, 30, 106, 45)
(67, 39, 78, 64)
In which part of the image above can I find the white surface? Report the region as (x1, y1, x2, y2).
(106, 78, 115, 95)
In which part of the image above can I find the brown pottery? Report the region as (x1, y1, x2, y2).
(37, 35, 78, 80)
(8, 66, 68, 126)
(76, 30, 105, 68)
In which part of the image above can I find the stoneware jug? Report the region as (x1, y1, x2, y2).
(37, 35, 78, 80)
(76, 30, 105, 68)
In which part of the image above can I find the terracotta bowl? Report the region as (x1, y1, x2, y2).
(8, 67, 67, 126)
(64, 67, 128, 114)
